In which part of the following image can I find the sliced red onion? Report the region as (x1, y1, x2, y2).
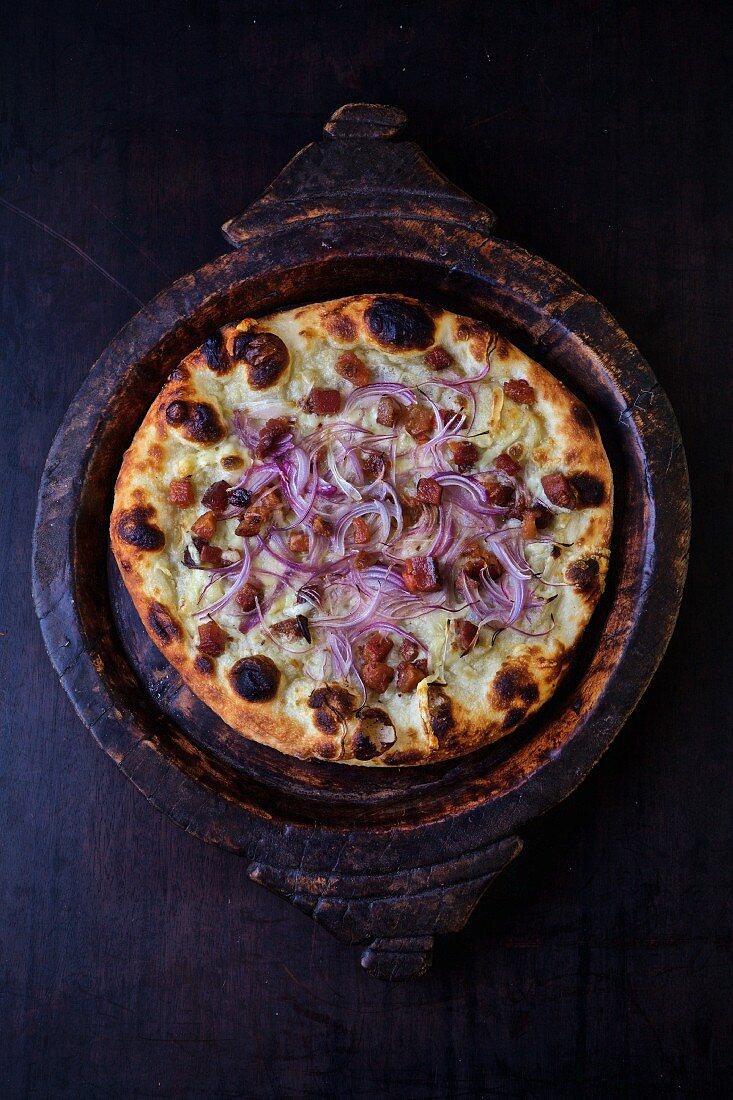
(432, 359, 492, 389)
(246, 398, 293, 419)
(431, 472, 487, 503)
(344, 382, 418, 412)
(326, 444, 362, 502)
(421, 379, 477, 430)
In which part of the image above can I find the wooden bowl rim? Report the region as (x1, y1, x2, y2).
(32, 218, 690, 849)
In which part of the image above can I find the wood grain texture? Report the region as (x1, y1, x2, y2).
(2, 1, 730, 1096)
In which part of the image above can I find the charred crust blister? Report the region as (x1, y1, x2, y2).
(116, 506, 165, 551)
(307, 684, 356, 736)
(312, 707, 339, 735)
(232, 331, 290, 389)
(307, 684, 356, 718)
(347, 727, 380, 760)
(147, 601, 181, 645)
(229, 655, 280, 702)
(364, 296, 435, 351)
(201, 331, 232, 375)
(165, 400, 225, 444)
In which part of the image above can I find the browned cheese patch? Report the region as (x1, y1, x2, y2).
(453, 317, 498, 362)
(565, 557, 601, 601)
(324, 310, 358, 343)
(492, 663, 541, 710)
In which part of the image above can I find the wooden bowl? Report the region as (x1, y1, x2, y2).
(32, 104, 690, 980)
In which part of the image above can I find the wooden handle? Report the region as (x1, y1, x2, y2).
(323, 102, 407, 141)
(249, 834, 522, 980)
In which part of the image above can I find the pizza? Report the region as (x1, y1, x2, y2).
(111, 294, 612, 766)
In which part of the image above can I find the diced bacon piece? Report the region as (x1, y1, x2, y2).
(541, 472, 577, 509)
(400, 637, 420, 662)
(201, 479, 230, 515)
(361, 661, 395, 694)
(361, 451, 386, 481)
(403, 555, 441, 593)
(235, 511, 262, 537)
(169, 477, 194, 507)
(197, 620, 229, 657)
(405, 404, 435, 440)
(235, 489, 282, 537)
(376, 396, 399, 428)
(351, 517, 370, 545)
(335, 351, 371, 387)
(396, 661, 426, 692)
(424, 346, 454, 371)
(353, 551, 379, 570)
(312, 516, 332, 537)
(199, 544, 224, 567)
(191, 510, 218, 542)
(522, 510, 538, 540)
(255, 417, 290, 459)
(453, 619, 478, 653)
(478, 475, 513, 507)
(362, 633, 393, 663)
(271, 618, 298, 640)
(288, 530, 310, 553)
(235, 580, 263, 612)
(416, 477, 443, 505)
(447, 440, 479, 470)
(503, 378, 536, 405)
(305, 388, 341, 416)
(493, 451, 521, 477)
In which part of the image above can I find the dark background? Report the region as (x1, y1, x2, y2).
(1, 1, 730, 1097)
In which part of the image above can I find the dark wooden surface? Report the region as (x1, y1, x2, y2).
(1, 1, 730, 1096)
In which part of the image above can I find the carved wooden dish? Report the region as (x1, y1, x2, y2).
(33, 103, 690, 980)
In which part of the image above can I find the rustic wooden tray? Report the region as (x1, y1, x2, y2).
(32, 103, 690, 980)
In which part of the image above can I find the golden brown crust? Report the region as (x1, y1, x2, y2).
(111, 294, 613, 766)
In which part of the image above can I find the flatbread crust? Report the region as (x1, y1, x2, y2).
(111, 294, 612, 766)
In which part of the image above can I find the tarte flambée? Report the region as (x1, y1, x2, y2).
(111, 294, 612, 766)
